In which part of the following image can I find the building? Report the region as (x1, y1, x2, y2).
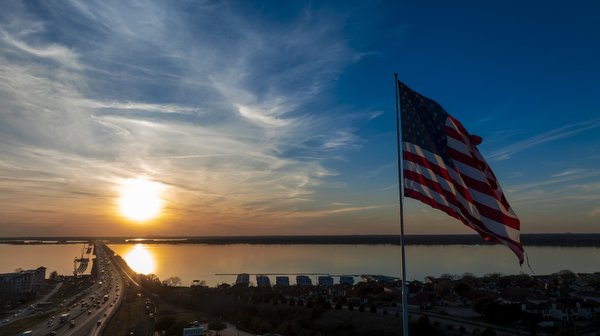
(318, 276, 334, 286)
(339, 276, 354, 285)
(235, 273, 249, 287)
(256, 275, 271, 287)
(182, 326, 204, 336)
(275, 276, 290, 286)
(0, 267, 46, 295)
(296, 275, 312, 286)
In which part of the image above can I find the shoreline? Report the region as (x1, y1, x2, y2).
(1, 233, 600, 247)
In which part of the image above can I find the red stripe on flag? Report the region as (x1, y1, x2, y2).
(404, 171, 518, 242)
(403, 187, 520, 250)
(404, 169, 519, 230)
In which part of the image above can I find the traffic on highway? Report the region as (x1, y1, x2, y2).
(15, 243, 126, 336)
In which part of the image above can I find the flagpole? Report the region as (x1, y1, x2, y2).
(394, 73, 409, 336)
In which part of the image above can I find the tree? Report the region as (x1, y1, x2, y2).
(434, 278, 452, 296)
(146, 273, 161, 283)
(472, 297, 494, 315)
(411, 315, 440, 336)
(155, 316, 176, 331)
(162, 276, 182, 287)
(417, 315, 430, 327)
(208, 321, 227, 336)
(49, 270, 59, 280)
(191, 279, 206, 287)
(481, 328, 496, 336)
(440, 273, 458, 280)
(481, 301, 522, 324)
(454, 282, 471, 294)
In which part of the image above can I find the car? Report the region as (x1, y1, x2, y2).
(96, 320, 102, 326)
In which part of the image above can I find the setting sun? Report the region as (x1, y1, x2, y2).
(118, 178, 164, 222)
(124, 244, 155, 274)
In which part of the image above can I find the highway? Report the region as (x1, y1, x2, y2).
(14, 243, 126, 336)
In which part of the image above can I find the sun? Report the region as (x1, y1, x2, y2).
(124, 244, 155, 274)
(118, 178, 164, 222)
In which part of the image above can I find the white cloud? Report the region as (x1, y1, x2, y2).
(0, 1, 370, 235)
(488, 118, 600, 161)
(589, 207, 600, 218)
(552, 168, 587, 178)
(365, 162, 395, 178)
(1, 30, 80, 69)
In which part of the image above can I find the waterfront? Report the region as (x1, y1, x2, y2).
(107, 244, 600, 286)
(1, 243, 598, 286)
(0, 243, 91, 276)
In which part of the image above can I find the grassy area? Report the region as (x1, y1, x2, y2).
(0, 312, 51, 336)
(104, 284, 211, 336)
(103, 285, 152, 336)
(47, 276, 96, 305)
(0, 279, 88, 336)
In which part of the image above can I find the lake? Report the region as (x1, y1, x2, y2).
(1, 243, 598, 286)
(0, 243, 92, 276)
(107, 244, 600, 286)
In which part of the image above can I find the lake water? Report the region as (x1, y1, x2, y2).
(1, 244, 598, 286)
(0, 243, 92, 276)
(107, 244, 600, 286)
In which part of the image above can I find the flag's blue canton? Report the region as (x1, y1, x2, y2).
(399, 81, 454, 168)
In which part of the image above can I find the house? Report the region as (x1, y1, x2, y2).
(572, 291, 600, 304)
(573, 300, 600, 320)
(521, 300, 551, 319)
(328, 286, 346, 298)
(408, 292, 435, 310)
(550, 300, 577, 321)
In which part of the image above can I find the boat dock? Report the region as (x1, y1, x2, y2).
(217, 273, 399, 287)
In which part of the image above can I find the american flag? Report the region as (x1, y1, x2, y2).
(399, 81, 524, 264)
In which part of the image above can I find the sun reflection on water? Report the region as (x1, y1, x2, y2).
(124, 244, 155, 274)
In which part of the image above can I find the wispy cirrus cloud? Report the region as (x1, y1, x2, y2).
(589, 207, 600, 218)
(488, 117, 600, 161)
(279, 205, 383, 218)
(552, 168, 587, 178)
(505, 168, 600, 225)
(0, 30, 80, 69)
(0, 0, 379, 236)
(365, 161, 395, 178)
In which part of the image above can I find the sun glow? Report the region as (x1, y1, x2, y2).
(118, 178, 164, 222)
(124, 244, 155, 274)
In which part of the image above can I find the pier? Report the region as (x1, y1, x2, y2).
(73, 242, 93, 275)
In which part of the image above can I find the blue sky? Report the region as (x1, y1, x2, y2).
(0, 0, 599, 237)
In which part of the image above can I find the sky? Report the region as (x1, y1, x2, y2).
(0, 1, 599, 237)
